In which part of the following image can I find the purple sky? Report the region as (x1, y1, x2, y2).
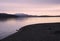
(0, 0, 60, 15)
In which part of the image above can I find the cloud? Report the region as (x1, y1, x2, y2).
(0, 0, 60, 4)
(0, 0, 60, 15)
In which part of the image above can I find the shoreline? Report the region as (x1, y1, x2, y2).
(1, 22, 60, 41)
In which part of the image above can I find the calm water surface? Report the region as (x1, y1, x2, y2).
(0, 17, 60, 39)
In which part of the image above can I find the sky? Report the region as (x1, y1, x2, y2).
(0, 0, 60, 15)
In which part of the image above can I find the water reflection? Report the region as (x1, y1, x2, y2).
(0, 17, 60, 39)
(0, 17, 29, 39)
(0, 17, 28, 22)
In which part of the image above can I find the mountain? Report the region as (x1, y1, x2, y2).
(15, 13, 29, 17)
(0, 13, 60, 18)
(15, 13, 60, 17)
(0, 13, 18, 18)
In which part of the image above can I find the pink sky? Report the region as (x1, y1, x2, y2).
(0, 0, 60, 15)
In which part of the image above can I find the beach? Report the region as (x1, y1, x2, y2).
(1, 22, 60, 41)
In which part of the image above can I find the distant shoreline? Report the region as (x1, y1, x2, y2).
(19, 15, 60, 17)
(0, 13, 60, 18)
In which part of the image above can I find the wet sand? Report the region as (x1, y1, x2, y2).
(1, 22, 60, 41)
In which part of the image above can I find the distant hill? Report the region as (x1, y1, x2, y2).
(15, 13, 29, 17)
(15, 13, 60, 17)
(0, 13, 18, 18)
(0, 13, 60, 18)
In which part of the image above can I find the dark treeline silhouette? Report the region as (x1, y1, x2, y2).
(28, 15, 60, 17)
(0, 13, 60, 18)
(0, 13, 18, 18)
